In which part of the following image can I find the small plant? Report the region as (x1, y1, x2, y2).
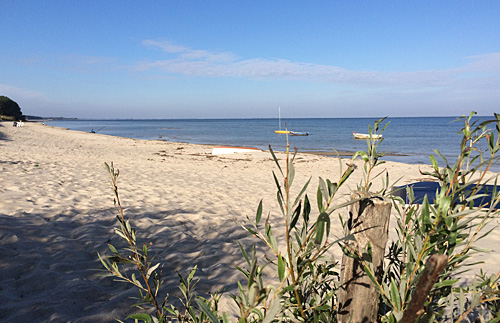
(353, 116, 390, 192)
(239, 141, 357, 321)
(367, 112, 500, 322)
(98, 162, 223, 323)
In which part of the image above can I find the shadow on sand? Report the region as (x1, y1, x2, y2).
(0, 123, 9, 141)
(0, 206, 256, 322)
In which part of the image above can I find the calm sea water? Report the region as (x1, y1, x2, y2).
(47, 117, 498, 169)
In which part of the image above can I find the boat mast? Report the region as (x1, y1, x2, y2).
(278, 106, 281, 131)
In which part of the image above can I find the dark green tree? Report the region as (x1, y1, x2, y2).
(0, 96, 23, 120)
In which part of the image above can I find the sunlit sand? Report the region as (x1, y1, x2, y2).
(1, 121, 498, 322)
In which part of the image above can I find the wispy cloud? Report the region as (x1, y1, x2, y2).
(142, 40, 237, 62)
(135, 40, 500, 88)
(142, 40, 188, 53)
(462, 53, 500, 73)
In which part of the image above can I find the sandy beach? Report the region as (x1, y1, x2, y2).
(1, 121, 498, 322)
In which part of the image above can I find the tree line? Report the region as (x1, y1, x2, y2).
(0, 96, 24, 121)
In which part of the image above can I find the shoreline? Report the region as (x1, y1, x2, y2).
(44, 120, 412, 159)
(1, 121, 499, 322)
(46, 118, 458, 165)
(303, 149, 408, 157)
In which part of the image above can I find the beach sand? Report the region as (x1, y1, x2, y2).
(1, 121, 498, 322)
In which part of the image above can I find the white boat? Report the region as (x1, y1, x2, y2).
(212, 146, 262, 155)
(353, 132, 382, 140)
(290, 131, 309, 136)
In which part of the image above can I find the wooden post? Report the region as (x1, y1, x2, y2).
(337, 191, 392, 323)
(401, 254, 449, 323)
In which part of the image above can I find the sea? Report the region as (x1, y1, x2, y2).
(46, 116, 499, 171)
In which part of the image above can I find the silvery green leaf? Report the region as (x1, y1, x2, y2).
(256, 199, 263, 225)
(317, 186, 324, 213)
(195, 299, 220, 323)
(278, 253, 285, 282)
(262, 296, 281, 323)
(146, 263, 160, 280)
(318, 177, 329, 203)
(390, 278, 401, 311)
(289, 201, 301, 232)
(315, 213, 330, 246)
(269, 145, 283, 175)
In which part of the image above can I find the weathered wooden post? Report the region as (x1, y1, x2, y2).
(337, 191, 392, 323)
(401, 254, 449, 322)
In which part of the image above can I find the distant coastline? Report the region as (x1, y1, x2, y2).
(25, 115, 78, 121)
(24, 115, 491, 121)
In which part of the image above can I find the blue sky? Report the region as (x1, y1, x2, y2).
(1, 1, 499, 118)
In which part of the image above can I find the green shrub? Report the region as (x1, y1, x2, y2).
(0, 96, 23, 120)
(379, 112, 500, 322)
(98, 112, 500, 322)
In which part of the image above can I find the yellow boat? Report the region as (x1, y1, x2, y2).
(275, 107, 308, 136)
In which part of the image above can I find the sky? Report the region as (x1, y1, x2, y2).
(1, 1, 499, 119)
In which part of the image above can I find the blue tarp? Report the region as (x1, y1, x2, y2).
(392, 181, 498, 208)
